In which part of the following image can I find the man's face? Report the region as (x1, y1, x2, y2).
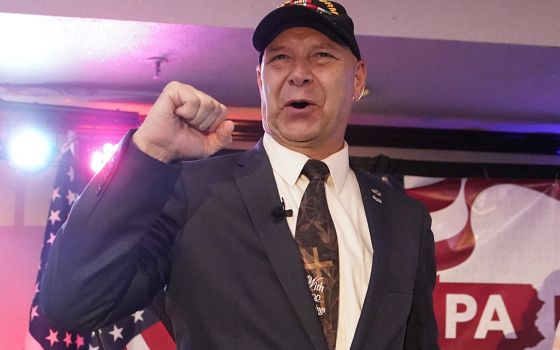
(257, 27, 366, 159)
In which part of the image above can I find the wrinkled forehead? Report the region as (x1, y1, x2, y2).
(261, 27, 355, 62)
(267, 27, 344, 49)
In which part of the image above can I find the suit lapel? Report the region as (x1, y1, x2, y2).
(350, 168, 394, 350)
(233, 142, 328, 350)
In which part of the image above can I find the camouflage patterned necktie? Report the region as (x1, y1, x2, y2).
(295, 159, 339, 350)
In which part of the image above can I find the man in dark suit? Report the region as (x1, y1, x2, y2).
(41, 1, 439, 349)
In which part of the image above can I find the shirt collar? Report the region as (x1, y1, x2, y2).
(263, 133, 350, 195)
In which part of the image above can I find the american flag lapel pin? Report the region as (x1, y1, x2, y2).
(371, 188, 383, 204)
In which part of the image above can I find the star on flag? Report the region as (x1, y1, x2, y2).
(46, 329, 59, 346)
(46, 232, 56, 245)
(67, 166, 75, 182)
(52, 187, 61, 202)
(48, 210, 61, 225)
(67, 189, 77, 205)
(133, 310, 145, 323)
(109, 324, 124, 341)
(76, 334, 85, 348)
(30, 305, 39, 320)
(64, 332, 73, 347)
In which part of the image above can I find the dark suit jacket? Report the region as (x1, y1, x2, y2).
(41, 134, 439, 350)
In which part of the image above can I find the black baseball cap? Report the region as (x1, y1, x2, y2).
(253, 0, 361, 61)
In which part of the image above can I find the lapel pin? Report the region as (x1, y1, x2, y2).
(371, 188, 383, 204)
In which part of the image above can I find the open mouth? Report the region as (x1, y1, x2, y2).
(288, 100, 312, 109)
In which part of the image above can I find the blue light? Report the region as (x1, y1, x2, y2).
(6, 128, 55, 172)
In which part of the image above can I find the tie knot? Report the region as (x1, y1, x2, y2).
(302, 159, 330, 182)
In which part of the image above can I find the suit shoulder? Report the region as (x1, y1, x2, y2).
(182, 150, 244, 170)
(178, 146, 266, 184)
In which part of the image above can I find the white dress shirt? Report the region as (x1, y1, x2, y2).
(263, 134, 373, 350)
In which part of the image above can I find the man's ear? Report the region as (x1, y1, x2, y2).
(353, 60, 367, 101)
(256, 64, 263, 92)
(256, 63, 263, 97)
(256, 63, 268, 115)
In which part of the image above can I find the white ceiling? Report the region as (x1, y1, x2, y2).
(0, 0, 559, 134)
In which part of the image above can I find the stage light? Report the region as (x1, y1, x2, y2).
(90, 143, 118, 173)
(5, 128, 55, 172)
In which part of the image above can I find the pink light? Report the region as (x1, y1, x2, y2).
(90, 143, 118, 173)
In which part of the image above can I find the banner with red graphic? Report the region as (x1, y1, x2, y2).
(405, 177, 560, 350)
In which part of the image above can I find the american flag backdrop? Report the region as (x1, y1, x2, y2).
(25, 140, 175, 350)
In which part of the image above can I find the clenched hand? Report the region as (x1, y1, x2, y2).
(133, 81, 235, 162)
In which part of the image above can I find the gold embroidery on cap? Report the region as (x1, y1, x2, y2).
(318, 0, 339, 15)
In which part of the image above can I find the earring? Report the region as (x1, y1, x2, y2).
(354, 87, 365, 102)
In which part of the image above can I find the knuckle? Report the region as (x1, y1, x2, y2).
(165, 81, 182, 91)
(199, 99, 215, 115)
(190, 95, 202, 109)
(208, 100, 218, 112)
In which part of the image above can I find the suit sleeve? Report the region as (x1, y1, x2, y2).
(40, 131, 186, 332)
(404, 206, 440, 349)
